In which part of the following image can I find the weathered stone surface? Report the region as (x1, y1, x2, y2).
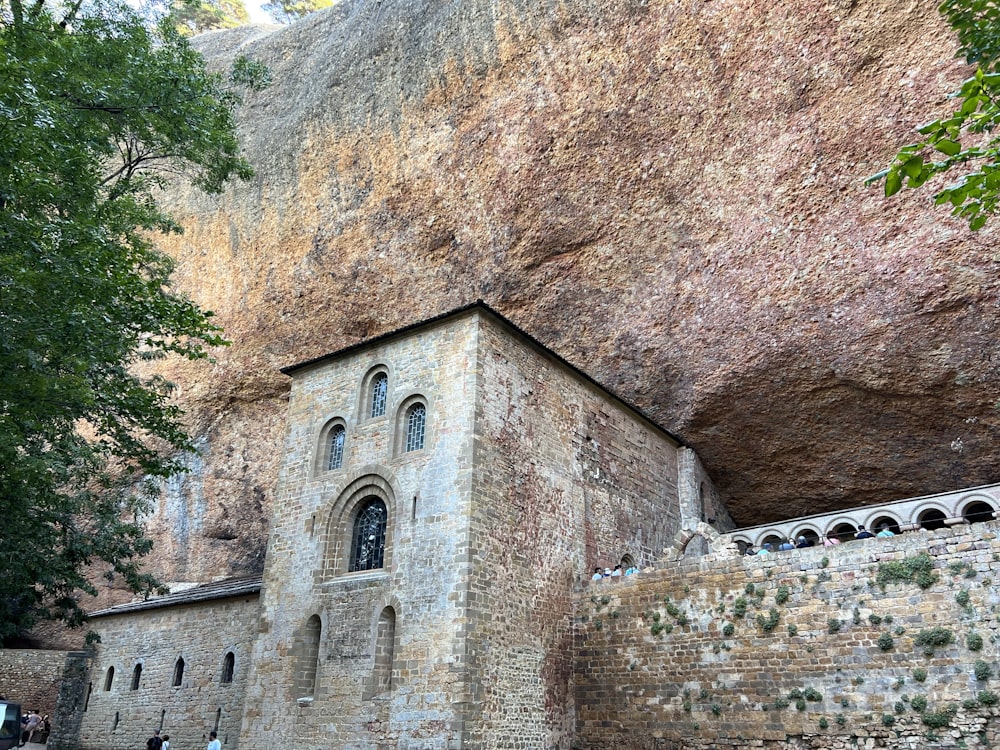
(127, 0, 1000, 593)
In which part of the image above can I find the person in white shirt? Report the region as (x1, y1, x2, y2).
(207, 730, 221, 750)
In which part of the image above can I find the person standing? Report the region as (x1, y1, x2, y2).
(161, 734, 170, 750)
(207, 730, 221, 750)
(146, 728, 163, 750)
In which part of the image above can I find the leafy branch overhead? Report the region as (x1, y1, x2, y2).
(0, 0, 267, 640)
(867, 0, 1000, 230)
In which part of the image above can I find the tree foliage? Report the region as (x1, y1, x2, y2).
(171, 0, 250, 36)
(867, 0, 1000, 229)
(260, 0, 332, 24)
(0, 0, 267, 641)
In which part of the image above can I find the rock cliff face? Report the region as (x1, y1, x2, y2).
(136, 0, 1000, 587)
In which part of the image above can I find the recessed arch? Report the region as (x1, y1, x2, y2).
(315, 417, 348, 475)
(359, 365, 392, 421)
(791, 528, 821, 547)
(323, 473, 398, 577)
(392, 392, 432, 457)
(103, 666, 114, 692)
(220, 651, 235, 684)
(130, 663, 142, 691)
(365, 606, 397, 699)
(918, 507, 948, 531)
(294, 614, 322, 699)
(868, 515, 901, 535)
(172, 657, 184, 687)
(962, 499, 995, 524)
(829, 522, 858, 542)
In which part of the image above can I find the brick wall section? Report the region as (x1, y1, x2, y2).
(75, 593, 259, 750)
(0, 648, 76, 719)
(574, 521, 1000, 749)
(461, 315, 688, 749)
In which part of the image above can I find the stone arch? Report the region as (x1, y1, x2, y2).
(314, 416, 348, 475)
(791, 527, 821, 547)
(322, 471, 398, 578)
(664, 522, 721, 561)
(392, 391, 432, 456)
(293, 614, 322, 700)
(961, 496, 996, 524)
(364, 598, 400, 700)
(917, 505, 949, 530)
(220, 651, 235, 684)
(867, 513, 902, 535)
(756, 529, 784, 549)
(825, 518, 859, 542)
(358, 363, 393, 421)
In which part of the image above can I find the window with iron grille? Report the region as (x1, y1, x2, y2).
(350, 498, 387, 572)
(370, 374, 388, 418)
(327, 425, 345, 470)
(404, 403, 425, 452)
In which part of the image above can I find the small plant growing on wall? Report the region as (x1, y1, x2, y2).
(978, 690, 999, 706)
(974, 660, 992, 681)
(756, 609, 780, 633)
(882, 714, 895, 727)
(914, 627, 954, 656)
(828, 618, 842, 634)
(956, 589, 971, 607)
(733, 597, 748, 619)
(818, 717, 829, 729)
(775, 585, 790, 605)
(787, 623, 798, 636)
(921, 705, 957, 729)
(878, 632, 895, 652)
(911, 695, 928, 712)
(966, 631, 984, 651)
(722, 622, 735, 637)
(836, 715, 846, 727)
(804, 687, 823, 702)
(868, 613, 883, 626)
(913, 668, 928, 683)
(877, 553, 938, 590)
(821, 556, 829, 568)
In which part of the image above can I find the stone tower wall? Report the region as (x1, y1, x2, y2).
(75, 594, 259, 750)
(575, 521, 1000, 749)
(240, 313, 481, 750)
(460, 314, 688, 749)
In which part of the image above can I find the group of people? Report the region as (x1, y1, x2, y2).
(18, 710, 49, 746)
(744, 524, 895, 556)
(591, 563, 639, 580)
(147, 728, 220, 750)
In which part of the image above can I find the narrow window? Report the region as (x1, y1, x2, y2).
(159, 710, 165, 731)
(104, 667, 114, 692)
(131, 664, 142, 691)
(327, 425, 346, 470)
(172, 658, 184, 687)
(350, 498, 387, 572)
(112, 712, 119, 732)
(370, 374, 388, 418)
(295, 615, 322, 699)
(83, 683, 92, 711)
(214, 708, 222, 732)
(372, 607, 396, 696)
(404, 403, 426, 452)
(221, 652, 235, 684)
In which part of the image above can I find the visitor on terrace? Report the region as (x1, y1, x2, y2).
(778, 537, 795, 551)
(591, 567, 604, 581)
(876, 524, 895, 538)
(823, 532, 840, 546)
(795, 535, 813, 548)
(855, 525, 875, 539)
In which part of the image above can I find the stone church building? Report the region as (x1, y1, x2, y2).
(70, 302, 731, 750)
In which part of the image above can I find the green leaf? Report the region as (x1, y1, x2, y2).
(935, 138, 962, 156)
(885, 170, 903, 196)
(903, 156, 924, 179)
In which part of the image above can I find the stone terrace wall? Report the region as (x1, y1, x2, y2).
(0, 649, 79, 719)
(575, 522, 1000, 749)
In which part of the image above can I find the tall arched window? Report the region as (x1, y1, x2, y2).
(327, 425, 346, 470)
(404, 403, 426, 452)
(295, 615, 322, 699)
(103, 667, 114, 692)
(350, 498, 387, 572)
(130, 664, 142, 691)
(221, 652, 235, 684)
(370, 374, 388, 418)
(172, 657, 184, 687)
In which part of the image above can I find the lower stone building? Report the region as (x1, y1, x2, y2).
(64, 302, 729, 750)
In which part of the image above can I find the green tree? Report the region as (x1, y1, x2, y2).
(868, 0, 1000, 229)
(0, 0, 267, 641)
(171, 0, 251, 36)
(260, 0, 332, 24)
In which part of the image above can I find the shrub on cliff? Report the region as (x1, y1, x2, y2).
(0, 0, 267, 641)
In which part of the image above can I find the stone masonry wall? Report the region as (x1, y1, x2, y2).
(575, 520, 1000, 749)
(461, 314, 692, 749)
(0, 648, 77, 720)
(76, 594, 259, 750)
(240, 312, 480, 750)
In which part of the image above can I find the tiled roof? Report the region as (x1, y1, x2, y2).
(89, 575, 261, 617)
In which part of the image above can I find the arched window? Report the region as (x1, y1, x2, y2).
(369, 607, 396, 698)
(963, 501, 995, 524)
(221, 652, 235, 684)
(404, 403, 426, 452)
(370, 373, 388, 418)
(919, 508, 948, 531)
(130, 664, 142, 691)
(327, 425, 346, 470)
(830, 523, 857, 542)
(295, 615, 322, 699)
(350, 498, 387, 572)
(104, 667, 114, 692)
(172, 657, 184, 687)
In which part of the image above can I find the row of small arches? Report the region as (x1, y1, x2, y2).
(734, 499, 997, 551)
(96, 652, 236, 695)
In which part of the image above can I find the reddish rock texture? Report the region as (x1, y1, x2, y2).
(133, 0, 1000, 587)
